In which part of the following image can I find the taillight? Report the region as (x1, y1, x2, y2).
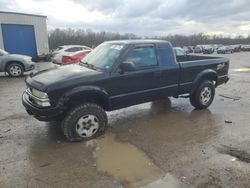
(62, 53, 87, 64)
(224, 62, 229, 69)
(217, 62, 229, 70)
(62, 56, 76, 64)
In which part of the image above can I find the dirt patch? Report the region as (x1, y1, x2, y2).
(0, 113, 28, 121)
(217, 145, 250, 163)
(195, 174, 222, 188)
(89, 133, 164, 188)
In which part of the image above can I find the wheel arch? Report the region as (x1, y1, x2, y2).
(5, 61, 25, 72)
(58, 86, 110, 111)
(191, 69, 217, 94)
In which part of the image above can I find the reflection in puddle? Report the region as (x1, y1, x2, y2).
(88, 133, 164, 188)
(150, 98, 172, 114)
(231, 68, 250, 72)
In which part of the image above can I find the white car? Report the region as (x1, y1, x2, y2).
(52, 45, 92, 65)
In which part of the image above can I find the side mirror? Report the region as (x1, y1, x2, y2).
(119, 61, 135, 73)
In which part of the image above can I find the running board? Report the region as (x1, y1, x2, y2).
(174, 95, 190, 98)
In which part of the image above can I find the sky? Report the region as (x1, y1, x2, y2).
(0, 0, 250, 37)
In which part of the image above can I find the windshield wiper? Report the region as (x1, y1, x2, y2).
(79, 61, 97, 70)
(79, 61, 89, 67)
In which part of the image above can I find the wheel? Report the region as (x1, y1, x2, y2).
(61, 103, 108, 142)
(190, 81, 215, 109)
(7, 63, 24, 77)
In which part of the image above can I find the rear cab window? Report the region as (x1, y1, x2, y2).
(156, 43, 176, 66)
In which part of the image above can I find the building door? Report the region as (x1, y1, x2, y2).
(1, 24, 37, 57)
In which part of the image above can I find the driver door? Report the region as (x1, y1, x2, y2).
(108, 44, 164, 109)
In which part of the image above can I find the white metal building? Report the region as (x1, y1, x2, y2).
(0, 11, 49, 57)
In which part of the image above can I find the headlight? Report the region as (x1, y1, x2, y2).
(35, 100, 51, 107)
(24, 57, 32, 62)
(31, 88, 48, 99)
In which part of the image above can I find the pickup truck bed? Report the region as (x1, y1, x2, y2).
(177, 55, 229, 95)
(22, 40, 229, 142)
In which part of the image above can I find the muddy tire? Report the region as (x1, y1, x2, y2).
(7, 63, 24, 77)
(190, 80, 215, 109)
(61, 103, 108, 142)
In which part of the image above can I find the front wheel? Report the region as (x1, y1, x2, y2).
(61, 103, 108, 142)
(190, 81, 215, 109)
(7, 63, 24, 77)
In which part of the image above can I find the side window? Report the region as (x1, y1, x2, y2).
(65, 47, 80, 52)
(125, 46, 157, 70)
(77, 47, 84, 51)
(82, 47, 90, 50)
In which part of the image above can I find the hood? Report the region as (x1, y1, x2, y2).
(27, 64, 102, 91)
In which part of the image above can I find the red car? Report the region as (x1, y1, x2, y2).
(62, 50, 91, 64)
(52, 45, 92, 65)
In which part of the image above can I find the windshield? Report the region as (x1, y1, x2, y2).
(0, 49, 8, 55)
(80, 43, 126, 70)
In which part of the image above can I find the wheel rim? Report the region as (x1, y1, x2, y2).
(200, 87, 212, 105)
(76, 114, 99, 138)
(9, 65, 22, 76)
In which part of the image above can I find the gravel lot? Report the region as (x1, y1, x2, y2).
(0, 52, 250, 188)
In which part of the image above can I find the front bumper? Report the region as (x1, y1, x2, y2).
(22, 91, 63, 121)
(24, 62, 35, 72)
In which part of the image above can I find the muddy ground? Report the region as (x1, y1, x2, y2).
(0, 52, 250, 188)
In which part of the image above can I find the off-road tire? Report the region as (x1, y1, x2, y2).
(61, 103, 108, 142)
(190, 80, 215, 109)
(7, 63, 24, 77)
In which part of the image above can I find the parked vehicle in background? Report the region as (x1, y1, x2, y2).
(241, 45, 250, 52)
(22, 40, 229, 142)
(52, 45, 92, 65)
(174, 47, 187, 57)
(183, 46, 193, 54)
(217, 46, 234, 54)
(32, 53, 52, 62)
(0, 49, 35, 77)
(194, 46, 203, 53)
(231, 45, 241, 52)
(203, 46, 214, 54)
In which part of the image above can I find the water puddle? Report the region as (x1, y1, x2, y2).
(141, 174, 180, 188)
(87, 133, 164, 188)
(231, 68, 250, 72)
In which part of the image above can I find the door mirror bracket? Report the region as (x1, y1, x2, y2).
(119, 61, 135, 73)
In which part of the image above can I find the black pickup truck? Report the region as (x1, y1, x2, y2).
(22, 40, 229, 142)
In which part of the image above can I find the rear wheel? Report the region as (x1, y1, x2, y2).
(190, 81, 215, 109)
(7, 63, 24, 77)
(61, 103, 108, 142)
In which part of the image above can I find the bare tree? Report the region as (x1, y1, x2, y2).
(48, 29, 250, 50)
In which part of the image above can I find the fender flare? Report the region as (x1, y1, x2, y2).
(58, 86, 110, 110)
(191, 69, 217, 94)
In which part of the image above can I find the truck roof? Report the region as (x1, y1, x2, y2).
(105, 40, 170, 45)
